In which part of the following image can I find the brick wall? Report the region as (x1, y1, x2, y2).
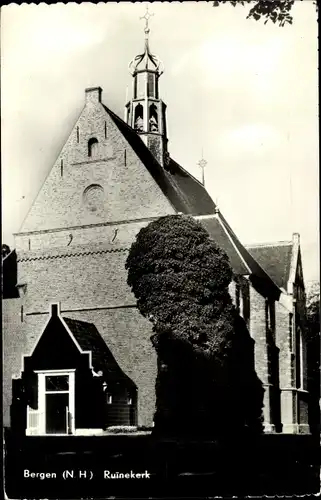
(249, 285, 272, 427)
(18, 247, 134, 313)
(2, 298, 24, 426)
(20, 92, 175, 234)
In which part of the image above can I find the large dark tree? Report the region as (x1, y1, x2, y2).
(213, 0, 318, 27)
(126, 215, 264, 439)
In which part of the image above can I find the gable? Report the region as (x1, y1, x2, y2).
(30, 315, 83, 371)
(295, 248, 305, 288)
(19, 89, 176, 234)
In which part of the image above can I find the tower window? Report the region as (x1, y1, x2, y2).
(76, 126, 79, 143)
(88, 137, 99, 158)
(147, 73, 156, 98)
(149, 104, 158, 132)
(134, 104, 144, 132)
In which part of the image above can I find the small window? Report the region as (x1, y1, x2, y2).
(76, 126, 79, 143)
(127, 397, 132, 405)
(88, 137, 99, 158)
(104, 122, 107, 139)
(134, 104, 144, 132)
(147, 73, 155, 97)
(60, 159, 64, 177)
(107, 394, 112, 404)
(46, 375, 69, 392)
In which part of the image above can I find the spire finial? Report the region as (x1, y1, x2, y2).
(140, 4, 154, 39)
(197, 150, 207, 187)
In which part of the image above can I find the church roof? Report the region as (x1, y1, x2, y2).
(246, 242, 293, 290)
(63, 317, 135, 387)
(198, 213, 281, 300)
(103, 105, 216, 216)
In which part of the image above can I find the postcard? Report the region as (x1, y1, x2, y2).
(2, 1, 320, 498)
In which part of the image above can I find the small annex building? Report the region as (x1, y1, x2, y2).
(11, 303, 137, 436)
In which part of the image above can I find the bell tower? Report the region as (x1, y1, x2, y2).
(125, 6, 168, 167)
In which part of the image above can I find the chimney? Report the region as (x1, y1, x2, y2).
(50, 302, 61, 317)
(85, 87, 102, 105)
(292, 232, 300, 245)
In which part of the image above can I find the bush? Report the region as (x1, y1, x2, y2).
(126, 215, 264, 438)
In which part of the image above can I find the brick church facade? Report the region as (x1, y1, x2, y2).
(2, 20, 312, 436)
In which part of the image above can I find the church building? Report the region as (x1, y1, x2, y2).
(2, 14, 311, 436)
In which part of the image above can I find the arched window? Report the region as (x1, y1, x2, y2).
(88, 138, 99, 158)
(147, 73, 156, 97)
(134, 104, 144, 132)
(149, 104, 158, 132)
(296, 326, 304, 389)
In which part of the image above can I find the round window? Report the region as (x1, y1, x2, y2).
(83, 184, 104, 212)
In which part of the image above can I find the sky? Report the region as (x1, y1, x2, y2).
(1, 1, 319, 284)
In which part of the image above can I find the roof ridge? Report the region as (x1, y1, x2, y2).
(245, 241, 293, 248)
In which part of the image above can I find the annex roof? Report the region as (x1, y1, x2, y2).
(246, 241, 293, 290)
(197, 213, 281, 300)
(63, 317, 135, 387)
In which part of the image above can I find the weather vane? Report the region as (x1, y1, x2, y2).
(140, 4, 154, 37)
(197, 150, 207, 187)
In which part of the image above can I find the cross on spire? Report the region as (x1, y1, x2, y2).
(197, 150, 207, 187)
(140, 4, 154, 37)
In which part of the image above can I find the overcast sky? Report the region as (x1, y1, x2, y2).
(1, 1, 319, 283)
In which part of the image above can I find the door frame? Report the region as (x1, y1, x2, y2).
(35, 369, 75, 435)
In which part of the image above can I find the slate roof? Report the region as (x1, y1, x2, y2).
(246, 242, 293, 290)
(198, 214, 281, 300)
(63, 317, 135, 387)
(199, 217, 249, 276)
(104, 105, 216, 216)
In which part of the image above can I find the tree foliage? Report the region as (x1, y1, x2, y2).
(306, 281, 320, 338)
(305, 281, 320, 434)
(126, 215, 264, 438)
(213, 0, 318, 27)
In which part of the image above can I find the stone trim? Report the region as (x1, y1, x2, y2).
(18, 247, 130, 262)
(280, 387, 309, 394)
(26, 304, 137, 316)
(14, 215, 162, 237)
(71, 157, 116, 166)
(282, 423, 311, 434)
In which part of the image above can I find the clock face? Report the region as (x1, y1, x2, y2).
(83, 184, 104, 212)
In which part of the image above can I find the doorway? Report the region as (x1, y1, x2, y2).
(36, 371, 75, 435)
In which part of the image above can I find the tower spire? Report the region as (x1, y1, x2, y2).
(125, 5, 168, 167)
(140, 4, 154, 39)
